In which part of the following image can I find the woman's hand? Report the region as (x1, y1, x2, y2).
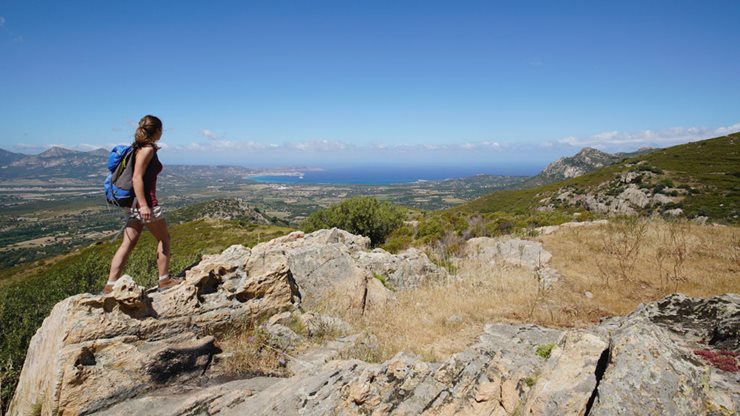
(139, 205, 152, 222)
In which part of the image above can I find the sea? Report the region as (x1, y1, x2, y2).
(249, 165, 540, 185)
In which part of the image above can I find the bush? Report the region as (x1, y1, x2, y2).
(416, 217, 445, 243)
(382, 224, 414, 253)
(301, 196, 405, 246)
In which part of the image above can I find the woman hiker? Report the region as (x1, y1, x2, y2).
(103, 115, 182, 294)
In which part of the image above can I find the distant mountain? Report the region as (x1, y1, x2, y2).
(3, 146, 108, 181)
(37, 146, 81, 158)
(0, 146, 263, 185)
(0, 148, 25, 166)
(457, 133, 740, 223)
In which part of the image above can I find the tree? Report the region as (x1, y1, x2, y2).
(302, 196, 404, 246)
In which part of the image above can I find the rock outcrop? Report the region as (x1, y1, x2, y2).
(463, 236, 561, 288)
(8, 228, 739, 416)
(7, 243, 298, 416)
(7, 228, 448, 416)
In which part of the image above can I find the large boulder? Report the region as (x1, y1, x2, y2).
(589, 294, 740, 415)
(352, 247, 449, 290)
(7, 244, 299, 416)
(257, 228, 448, 309)
(463, 237, 560, 288)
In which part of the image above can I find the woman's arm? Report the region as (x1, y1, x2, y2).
(133, 146, 155, 221)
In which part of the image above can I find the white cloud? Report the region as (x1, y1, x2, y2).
(200, 129, 219, 140)
(288, 139, 351, 152)
(0, 16, 5, 27)
(77, 143, 105, 151)
(557, 122, 740, 150)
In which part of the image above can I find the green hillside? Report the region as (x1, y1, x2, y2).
(0, 219, 293, 410)
(457, 133, 740, 223)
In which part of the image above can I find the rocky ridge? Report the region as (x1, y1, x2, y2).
(539, 164, 689, 217)
(7, 229, 739, 416)
(520, 147, 621, 188)
(540, 148, 620, 181)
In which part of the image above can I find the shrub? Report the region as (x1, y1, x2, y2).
(301, 196, 405, 246)
(653, 183, 667, 194)
(416, 217, 445, 243)
(636, 164, 663, 174)
(373, 273, 390, 289)
(382, 231, 413, 254)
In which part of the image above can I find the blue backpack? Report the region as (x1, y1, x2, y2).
(104, 145, 135, 207)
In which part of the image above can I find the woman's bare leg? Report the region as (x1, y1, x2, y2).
(145, 217, 171, 278)
(109, 220, 144, 281)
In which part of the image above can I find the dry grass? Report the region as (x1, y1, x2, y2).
(317, 261, 568, 363)
(216, 322, 291, 378)
(541, 219, 739, 316)
(318, 219, 739, 363)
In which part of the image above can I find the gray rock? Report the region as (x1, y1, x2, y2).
(353, 247, 449, 290)
(664, 208, 684, 216)
(465, 237, 552, 269)
(463, 237, 561, 287)
(299, 312, 353, 338)
(523, 331, 609, 415)
(589, 294, 740, 416)
(652, 192, 674, 205)
(264, 324, 302, 350)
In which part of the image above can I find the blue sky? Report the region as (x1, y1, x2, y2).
(1, 1, 739, 170)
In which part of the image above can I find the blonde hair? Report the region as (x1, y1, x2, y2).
(134, 115, 162, 149)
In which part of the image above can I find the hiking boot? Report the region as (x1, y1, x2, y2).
(101, 283, 114, 295)
(158, 276, 184, 292)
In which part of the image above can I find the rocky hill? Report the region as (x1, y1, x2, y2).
(7, 229, 739, 415)
(1, 146, 108, 181)
(516, 147, 656, 189)
(167, 198, 280, 225)
(459, 133, 740, 223)
(522, 147, 621, 187)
